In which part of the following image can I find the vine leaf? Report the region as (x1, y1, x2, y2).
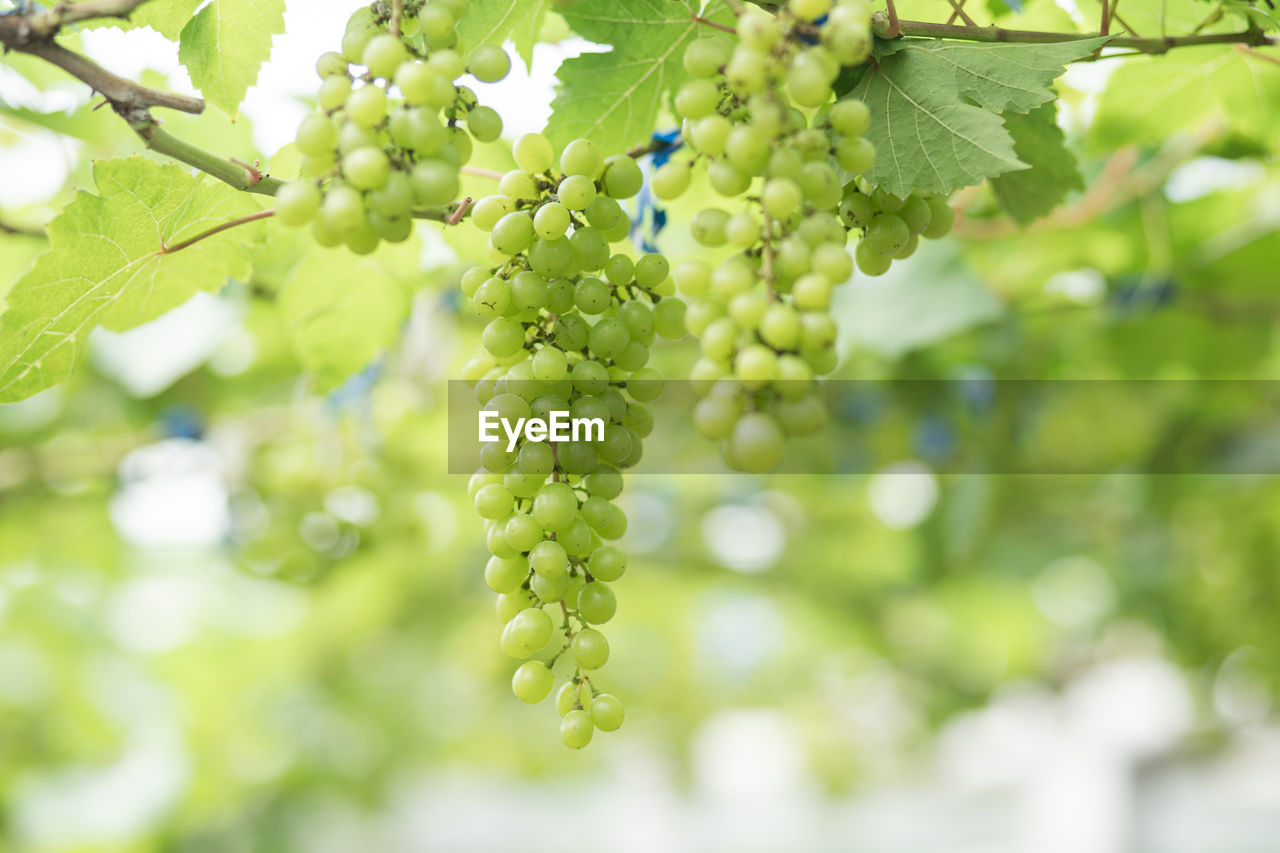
(990, 102, 1083, 224)
(546, 0, 733, 152)
(850, 37, 1107, 197)
(120, 0, 204, 41)
(455, 0, 552, 68)
(278, 239, 422, 391)
(178, 0, 285, 116)
(0, 157, 265, 403)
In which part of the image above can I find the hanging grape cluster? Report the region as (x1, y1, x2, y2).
(461, 133, 686, 748)
(274, 0, 511, 253)
(652, 0, 955, 472)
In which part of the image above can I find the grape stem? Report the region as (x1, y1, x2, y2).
(0, 220, 44, 238)
(156, 209, 276, 256)
(389, 0, 403, 36)
(447, 197, 474, 225)
(691, 14, 737, 35)
(461, 166, 506, 180)
(882, 0, 902, 38)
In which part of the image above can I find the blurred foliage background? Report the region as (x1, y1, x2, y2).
(3, 0, 1280, 850)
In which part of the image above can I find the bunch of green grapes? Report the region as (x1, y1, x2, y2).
(272, 0, 512, 253)
(460, 133, 686, 748)
(652, 0, 955, 472)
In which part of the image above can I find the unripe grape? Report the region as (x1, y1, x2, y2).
(829, 98, 871, 137)
(275, 180, 321, 226)
(921, 197, 955, 239)
(652, 160, 692, 200)
(865, 213, 910, 256)
(362, 34, 407, 79)
(572, 628, 610, 669)
(855, 240, 893, 276)
(590, 694, 625, 732)
(469, 45, 511, 82)
(560, 138, 603, 178)
(505, 513, 543, 552)
(601, 154, 643, 199)
(513, 132, 555, 173)
(345, 85, 387, 127)
(729, 411, 786, 473)
(683, 37, 731, 77)
(295, 113, 337, 157)
(675, 78, 719, 119)
(579, 581, 617, 623)
(533, 482, 578, 531)
(652, 297, 686, 340)
(557, 174, 596, 210)
(561, 708, 594, 749)
(467, 106, 503, 142)
(529, 539, 569, 579)
(472, 194, 514, 231)
(531, 345, 568, 381)
(512, 661, 554, 704)
(691, 208, 730, 246)
(504, 607, 554, 656)
(485, 554, 527, 594)
(342, 146, 390, 189)
(491, 212, 536, 255)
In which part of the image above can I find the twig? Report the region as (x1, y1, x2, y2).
(945, 0, 977, 27)
(892, 19, 1276, 51)
(883, 0, 902, 38)
(1237, 43, 1280, 66)
(447, 197, 474, 225)
(0, 0, 151, 39)
(461, 165, 505, 180)
(692, 14, 737, 34)
(157, 209, 275, 255)
(626, 133, 682, 159)
(12, 40, 203, 114)
(1100, 0, 1111, 36)
(141, 126, 283, 195)
(390, 0, 403, 37)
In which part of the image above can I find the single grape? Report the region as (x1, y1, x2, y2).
(561, 708, 594, 749)
(578, 581, 617, 623)
(275, 180, 321, 226)
(590, 694, 625, 732)
(512, 661, 554, 703)
(572, 628, 610, 669)
(470, 45, 512, 82)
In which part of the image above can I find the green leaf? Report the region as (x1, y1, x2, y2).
(989, 101, 1083, 224)
(0, 157, 264, 403)
(546, 0, 731, 152)
(278, 239, 422, 391)
(849, 37, 1106, 197)
(178, 0, 285, 116)
(121, 0, 204, 40)
(454, 0, 552, 69)
(1093, 48, 1280, 150)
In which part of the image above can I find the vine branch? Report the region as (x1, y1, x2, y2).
(892, 19, 1277, 51)
(0, 0, 285, 198)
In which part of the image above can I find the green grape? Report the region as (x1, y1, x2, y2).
(482, 317, 525, 358)
(498, 170, 538, 201)
(675, 78, 719, 119)
(587, 546, 626, 582)
(578, 581, 617, 623)
(683, 37, 730, 77)
(829, 97, 871, 137)
(491, 212, 536, 255)
(726, 126, 770, 174)
(601, 154, 643, 199)
(921, 197, 955, 239)
(369, 211, 411, 243)
(362, 34, 407, 79)
(529, 539, 569, 579)
(572, 628, 610, 669)
(899, 194, 932, 235)
(729, 412, 786, 473)
(652, 160, 692, 200)
(574, 277, 611, 315)
(345, 85, 387, 127)
(588, 318, 630, 360)
(496, 590, 534, 623)
(512, 660, 554, 703)
(590, 694, 625, 732)
(470, 45, 511, 82)
(619, 301, 653, 338)
(691, 208, 730, 246)
(472, 194, 514, 231)
(503, 607, 553, 657)
(532, 482, 578, 530)
(586, 196, 625, 231)
(693, 394, 739, 440)
(871, 187, 905, 212)
(560, 138, 604, 178)
(865, 213, 910, 256)
(318, 76, 352, 111)
(557, 174, 596, 210)
(428, 46, 466, 79)
(529, 237, 574, 277)
(603, 254, 634, 285)
(530, 569, 569, 602)
(342, 146, 390, 190)
(709, 160, 751, 197)
(311, 215, 343, 247)
(855, 240, 893, 276)
(467, 105, 504, 142)
(295, 113, 337, 157)
(570, 227, 610, 271)
(321, 184, 365, 233)
(473, 277, 512, 317)
(533, 202, 570, 239)
(762, 177, 804, 219)
(485, 554, 527, 594)
(394, 61, 435, 105)
(275, 180, 321, 226)
(505, 514, 543, 552)
(531, 345, 568, 381)
(561, 708, 594, 749)
(836, 137, 876, 174)
(556, 680, 585, 716)
(411, 160, 459, 206)
(474, 482, 515, 519)
(634, 253, 669, 288)
(514, 132, 555, 173)
(316, 51, 349, 79)
(652, 297, 686, 340)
